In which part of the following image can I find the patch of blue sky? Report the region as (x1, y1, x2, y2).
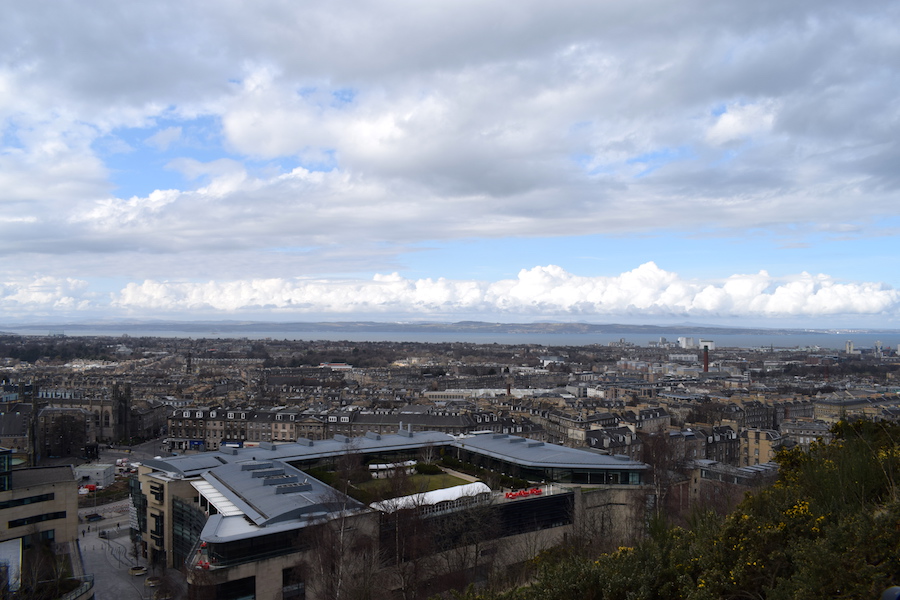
(392, 228, 891, 288)
(570, 153, 593, 168)
(709, 148, 739, 167)
(293, 86, 357, 110)
(0, 121, 25, 151)
(295, 148, 338, 173)
(711, 103, 727, 116)
(96, 115, 311, 197)
(102, 151, 186, 199)
(570, 153, 616, 177)
(626, 146, 694, 178)
(96, 115, 232, 198)
(396, 234, 710, 281)
(331, 88, 356, 107)
(770, 223, 900, 286)
(80, 276, 144, 296)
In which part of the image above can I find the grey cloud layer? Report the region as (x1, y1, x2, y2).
(0, 1, 897, 320)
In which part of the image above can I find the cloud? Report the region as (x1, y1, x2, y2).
(0, 1, 898, 324)
(2, 1, 897, 246)
(145, 126, 182, 151)
(108, 263, 900, 321)
(706, 102, 776, 146)
(0, 277, 91, 315)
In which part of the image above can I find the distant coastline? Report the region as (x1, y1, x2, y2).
(1, 319, 892, 336)
(0, 320, 898, 350)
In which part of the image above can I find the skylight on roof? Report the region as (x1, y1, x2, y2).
(192, 480, 244, 517)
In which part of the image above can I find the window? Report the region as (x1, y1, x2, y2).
(0, 493, 54, 510)
(150, 482, 165, 503)
(9, 511, 66, 528)
(283, 568, 305, 599)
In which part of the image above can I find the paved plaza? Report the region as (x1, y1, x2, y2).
(77, 501, 185, 600)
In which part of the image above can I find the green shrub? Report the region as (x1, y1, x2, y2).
(415, 462, 442, 475)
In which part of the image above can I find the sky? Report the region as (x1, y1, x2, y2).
(1, 0, 900, 328)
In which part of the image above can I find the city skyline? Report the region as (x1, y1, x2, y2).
(1, 1, 899, 328)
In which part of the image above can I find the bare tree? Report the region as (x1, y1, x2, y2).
(641, 432, 683, 522)
(296, 491, 382, 600)
(333, 437, 369, 495)
(418, 441, 438, 466)
(493, 526, 557, 589)
(378, 494, 439, 600)
(431, 502, 499, 594)
(566, 490, 617, 558)
(15, 530, 72, 600)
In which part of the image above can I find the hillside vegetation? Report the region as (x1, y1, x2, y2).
(454, 420, 900, 600)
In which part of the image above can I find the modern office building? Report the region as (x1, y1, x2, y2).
(132, 431, 649, 599)
(0, 448, 79, 593)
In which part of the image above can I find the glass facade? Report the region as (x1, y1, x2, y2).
(207, 529, 308, 568)
(0, 448, 11, 492)
(454, 447, 643, 485)
(172, 496, 206, 569)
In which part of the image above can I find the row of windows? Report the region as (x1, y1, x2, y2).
(419, 493, 491, 516)
(180, 411, 247, 419)
(176, 421, 302, 431)
(0, 492, 54, 510)
(9, 511, 66, 528)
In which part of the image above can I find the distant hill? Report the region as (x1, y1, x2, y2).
(0, 319, 882, 337)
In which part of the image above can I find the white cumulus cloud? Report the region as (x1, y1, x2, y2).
(108, 263, 900, 321)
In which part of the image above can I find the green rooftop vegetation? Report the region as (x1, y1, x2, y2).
(359, 471, 470, 497)
(302, 461, 471, 505)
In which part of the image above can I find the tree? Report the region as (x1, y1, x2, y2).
(295, 493, 382, 600)
(379, 496, 439, 600)
(432, 502, 500, 594)
(15, 532, 78, 600)
(449, 420, 900, 600)
(640, 431, 684, 523)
